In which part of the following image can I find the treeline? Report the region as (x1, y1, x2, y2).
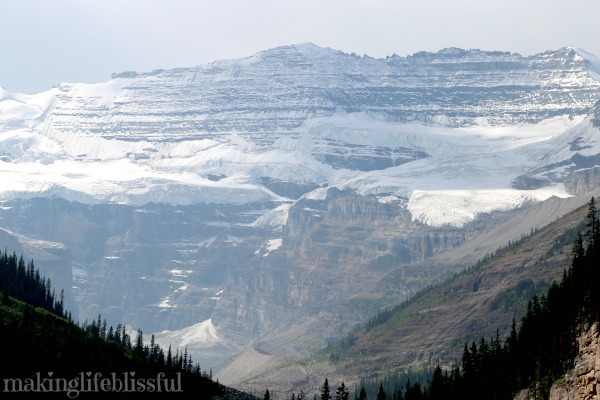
(326, 217, 559, 358)
(80, 313, 210, 381)
(0, 248, 257, 399)
(443, 197, 599, 399)
(0, 250, 70, 320)
(308, 375, 431, 400)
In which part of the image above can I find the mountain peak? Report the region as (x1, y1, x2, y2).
(256, 42, 344, 59)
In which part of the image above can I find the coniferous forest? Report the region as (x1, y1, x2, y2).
(0, 249, 258, 399)
(1, 198, 599, 400)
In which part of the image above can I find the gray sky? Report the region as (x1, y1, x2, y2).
(1, 0, 599, 94)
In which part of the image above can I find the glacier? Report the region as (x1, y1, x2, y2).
(1, 43, 600, 373)
(0, 108, 582, 226)
(0, 45, 597, 236)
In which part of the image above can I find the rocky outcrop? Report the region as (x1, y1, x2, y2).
(565, 167, 600, 195)
(211, 188, 527, 355)
(514, 323, 600, 400)
(283, 188, 467, 266)
(549, 323, 600, 400)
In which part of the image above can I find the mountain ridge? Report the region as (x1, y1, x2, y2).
(1, 43, 598, 216)
(0, 43, 600, 391)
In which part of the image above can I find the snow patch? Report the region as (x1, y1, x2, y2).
(158, 296, 174, 308)
(407, 186, 572, 227)
(153, 319, 224, 348)
(250, 203, 291, 229)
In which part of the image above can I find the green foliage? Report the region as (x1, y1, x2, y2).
(376, 383, 386, 400)
(545, 219, 586, 258)
(335, 382, 349, 400)
(440, 196, 600, 400)
(352, 367, 433, 400)
(0, 249, 258, 399)
(488, 279, 548, 314)
(0, 250, 67, 319)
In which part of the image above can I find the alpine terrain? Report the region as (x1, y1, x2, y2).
(1, 43, 600, 393)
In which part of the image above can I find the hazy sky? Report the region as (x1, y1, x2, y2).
(2, 0, 599, 94)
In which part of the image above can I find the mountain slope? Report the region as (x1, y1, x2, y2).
(0, 250, 258, 400)
(1, 44, 600, 382)
(1, 44, 599, 211)
(217, 192, 598, 395)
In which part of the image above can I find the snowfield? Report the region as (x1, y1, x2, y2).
(0, 44, 599, 228)
(0, 108, 586, 227)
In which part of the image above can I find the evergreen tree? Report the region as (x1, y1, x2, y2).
(428, 365, 445, 400)
(404, 381, 422, 400)
(321, 378, 331, 400)
(586, 196, 598, 248)
(335, 382, 349, 400)
(376, 383, 386, 400)
(358, 386, 367, 400)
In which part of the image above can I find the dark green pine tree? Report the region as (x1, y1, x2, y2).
(428, 365, 444, 400)
(264, 388, 270, 400)
(404, 381, 422, 400)
(586, 196, 598, 248)
(586, 197, 600, 319)
(321, 378, 331, 400)
(335, 382, 349, 400)
(376, 383, 386, 400)
(358, 386, 367, 400)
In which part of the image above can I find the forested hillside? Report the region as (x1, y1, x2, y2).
(420, 198, 600, 399)
(2, 194, 598, 400)
(0, 251, 258, 399)
(308, 197, 600, 400)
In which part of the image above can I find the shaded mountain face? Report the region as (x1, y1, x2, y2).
(1, 43, 600, 373)
(215, 193, 600, 396)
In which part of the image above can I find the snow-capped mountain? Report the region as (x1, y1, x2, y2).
(1, 44, 599, 221)
(1, 43, 600, 372)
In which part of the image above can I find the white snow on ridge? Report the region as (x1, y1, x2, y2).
(575, 47, 600, 81)
(69, 80, 126, 108)
(153, 319, 224, 348)
(0, 110, 584, 226)
(309, 113, 585, 227)
(0, 74, 595, 227)
(406, 186, 571, 227)
(250, 203, 292, 229)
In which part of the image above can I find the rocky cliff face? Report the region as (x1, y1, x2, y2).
(552, 322, 600, 400)
(565, 167, 600, 195)
(0, 197, 279, 333)
(1, 43, 600, 373)
(0, 186, 508, 351)
(211, 187, 526, 355)
(47, 45, 600, 142)
(515, 322, 600, 400)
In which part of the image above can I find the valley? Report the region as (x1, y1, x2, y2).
(0, 43, 600, 397)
